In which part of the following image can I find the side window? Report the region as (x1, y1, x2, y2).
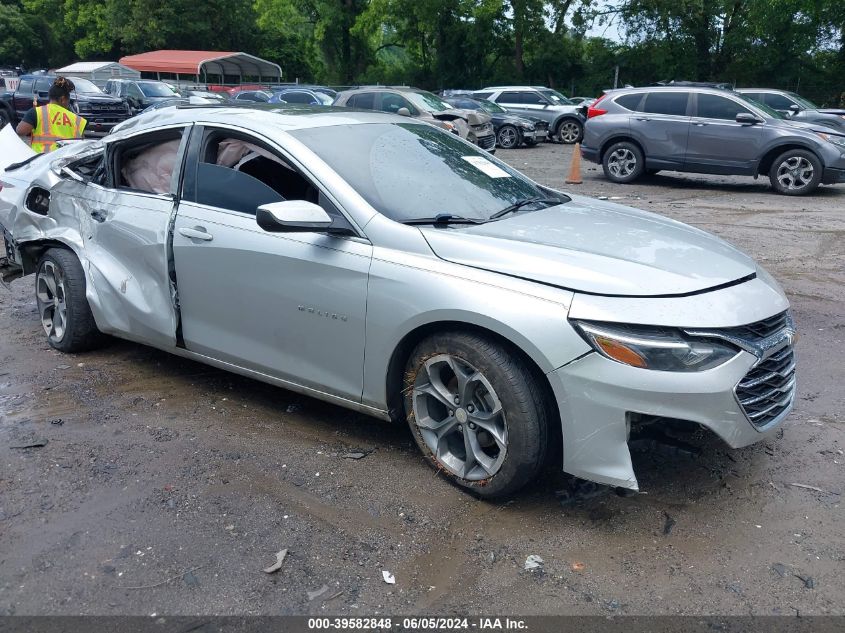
(127, 84, 144, 99)
(35, 78, 51, 95)
(113, 128, 186, 194)
(347, 93, 375, 109)
(67, 150, 107, 185)
(498, 91, 522, 103)
(697, 94, 752, 120)
(764, 93, 797, 110)
(18, 79, 33, 94)
(473, 91, 493, 100)
(379, 93, 411, 114)
(641, 92, 689, 116)
(614, 93, 644, 111)
(520, 91, 546, 105)
(192, 130, 354, 232)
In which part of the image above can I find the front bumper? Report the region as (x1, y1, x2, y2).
(522, 127, 548, 142)
(548, 347, 792, 490)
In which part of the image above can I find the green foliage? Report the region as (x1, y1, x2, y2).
(0, 0, 843, 104)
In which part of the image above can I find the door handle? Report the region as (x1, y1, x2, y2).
(178, 227, 213, 241)
(90, 209, 107, 223)
(636, 117, 652, 121)
(693, 121, 708, 127)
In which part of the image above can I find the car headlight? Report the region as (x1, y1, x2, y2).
(816, 132, 845, 147)
(572, 321, 739, 372)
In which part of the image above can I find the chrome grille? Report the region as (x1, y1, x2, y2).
(722, 311, 789, 340)
(736, 345, 796, 428)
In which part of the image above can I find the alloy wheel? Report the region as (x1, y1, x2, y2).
(412, 354, 508, 480)
(776, 156, 814, 191)
(36, 261, 68, 343)
(607, 148, 637, 178)
(558, 121, 581, 144)
(497, 126, 519, 149)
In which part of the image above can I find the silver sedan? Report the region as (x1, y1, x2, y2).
(0, 107, 795, 497)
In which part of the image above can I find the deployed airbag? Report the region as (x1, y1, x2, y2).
(121, 140, 181, 194)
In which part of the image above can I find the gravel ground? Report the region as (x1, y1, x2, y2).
(0, 141, 843, 616)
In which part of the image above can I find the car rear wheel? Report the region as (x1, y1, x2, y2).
(496, 125, 521, 149)
(602, 141, 644, 183)
(556, 119, 583, 144)
(403, 331, 550, 498)
(769, 149, 822, 195)
(35, 248, 104, 353)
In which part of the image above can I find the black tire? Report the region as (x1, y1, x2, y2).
(602, 140, 645, 183)
(496, 124, 522, 149)
(35, 248, 104, 353)
(768, 148, 822, 195)
(556, 118, 583, 144)
(403, 331, 551, 499)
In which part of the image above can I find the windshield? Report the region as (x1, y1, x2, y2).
(787, 91, 818, 109)
(478, 99, 506, 114)
(734, 93, 784, 119)
(290, 123, 561, 222)
(539, 89, 574, 105)
(139, 81, 177, 97)
(66, 77, 103, 94)
(406, 91, 452, 113)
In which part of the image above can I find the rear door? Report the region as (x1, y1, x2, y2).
(628, 91, 691, 169)
(172, 125, 372, 401)
(684, 93, 764, 174)
(58, 124, 191, 347)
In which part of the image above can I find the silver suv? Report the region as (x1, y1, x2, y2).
(472, 86, 585, 144)
(334, 87, 496, 152)
(582, 86, 845, 195)
(735, 88, 845, 132)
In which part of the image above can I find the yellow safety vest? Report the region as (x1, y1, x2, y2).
(31, 104, 87, 153)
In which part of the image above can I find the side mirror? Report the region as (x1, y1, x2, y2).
(396, 107, 411, 117)
(789, 104, 801, 112)
(736, 112, 762, 125)
(256, 200, 333, 233)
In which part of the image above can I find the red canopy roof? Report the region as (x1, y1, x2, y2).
(119, 50, 281, 79)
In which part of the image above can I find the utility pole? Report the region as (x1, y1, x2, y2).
(613, 65, 619, 89)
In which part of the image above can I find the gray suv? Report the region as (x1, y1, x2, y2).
(472, 86, 585, 144)
(582, 86, 845, 195)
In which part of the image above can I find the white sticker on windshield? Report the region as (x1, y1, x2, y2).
(462, 155, 511, 178)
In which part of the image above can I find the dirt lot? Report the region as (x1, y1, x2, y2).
(0, 142, 843, 616)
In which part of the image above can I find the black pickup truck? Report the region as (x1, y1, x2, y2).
(0, 74, 131, 136)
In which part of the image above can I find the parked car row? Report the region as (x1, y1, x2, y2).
(582, 83, 845, 195)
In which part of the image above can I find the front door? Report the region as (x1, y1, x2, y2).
(172, 126, 372, 402)
(684, 93, 764, 175)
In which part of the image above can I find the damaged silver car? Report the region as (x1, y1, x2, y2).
(0, 107, 796, 497)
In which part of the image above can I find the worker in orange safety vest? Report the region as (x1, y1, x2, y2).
(16, 77, 87, 153)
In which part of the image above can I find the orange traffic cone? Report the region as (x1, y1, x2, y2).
(565, 142, 583, 185)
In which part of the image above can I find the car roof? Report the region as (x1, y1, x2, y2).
(338, 86, 428, 95)
(109, 104, 418, 138)
(605, 85, 742, 96)
(478, 86, 543, 91)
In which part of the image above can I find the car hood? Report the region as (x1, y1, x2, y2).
(432, 108, 492, 126)
(419, 195, 757, 297)
(78, 93, 125, 104)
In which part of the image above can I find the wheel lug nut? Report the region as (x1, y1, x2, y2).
(448, 410, 454, 417)
(454, 397, 460, 404)
(467, 405, 475, 413)
(469, 422, 476, 430)
(457, 424, 463, 432)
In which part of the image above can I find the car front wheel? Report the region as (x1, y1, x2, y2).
(602, 141, 645, 183)
(556, 119, 583, 144)
(496, 125, 522, 149)
(403, 331, 550, 498)
(35, 248, 104, 352)
(769, 149, 822, 195)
